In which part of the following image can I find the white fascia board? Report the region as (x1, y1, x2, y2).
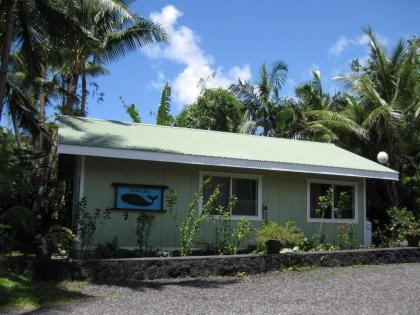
(57, 144, 399, 181)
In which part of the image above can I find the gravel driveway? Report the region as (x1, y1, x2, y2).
(7, 263, 420, 315)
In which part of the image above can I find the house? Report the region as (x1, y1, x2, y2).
(57, 116, 398, 250)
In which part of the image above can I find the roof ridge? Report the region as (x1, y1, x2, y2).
(58, 115, 335, 146)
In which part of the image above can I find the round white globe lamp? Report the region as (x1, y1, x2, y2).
(377, 151, 389, 165)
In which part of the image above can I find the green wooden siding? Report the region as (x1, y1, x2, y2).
(79, 156, 365, 249)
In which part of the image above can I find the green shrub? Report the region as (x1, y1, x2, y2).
(166, 179, 222, 256)
(213, 197, 251, 255)
(337, 224, 356, 249)
(298, 235, 337, 252)
(218, 218, 251, 255)
(255, 221, 304, 253)
(95, 237, 119, 258)
(136, 213, 154, 255)
(386, 207, 419, 246)
(36, 225, 77, 257)
(76, 198, 111, 257)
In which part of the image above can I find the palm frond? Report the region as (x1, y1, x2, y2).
(83, 0, 133, 20)
(269, 59, 288, 90)
(307, 109, 367, 139)
(362, 105, 401, 133)
(229, 80, 261, 115)
(363, 26, 392, 101)
(101, 17, 167, 62)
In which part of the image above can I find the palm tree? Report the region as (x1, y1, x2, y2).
(308, 29, 419, 206)
(0, 0, 100, 123)
(230, 60, 290, 136)
(60, 1, 167, 115)
(290, 70, 365, 142)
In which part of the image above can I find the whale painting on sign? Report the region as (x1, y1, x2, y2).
(114, 184, 167, 211)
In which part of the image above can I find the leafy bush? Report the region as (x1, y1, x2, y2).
(136, 213, 154, 255)
(255, 221, 304, 253)
(298, 235, 337, 252)
(76, 198, 111, 257)
(166, 179, 222, 256)
(385, 207, 419, 246)
(95, 237, 120, 258)
(218, 218, 251, 255)
(337, 224, 356, 249)
(36, 225, 77, 257)
(213, 196, 251, 255)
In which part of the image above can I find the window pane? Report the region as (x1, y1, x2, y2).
(334, 185, 354, 219)
(232, 178, 257, 216)
(203, 176, 230, 211)
(310, 183, 332, 219)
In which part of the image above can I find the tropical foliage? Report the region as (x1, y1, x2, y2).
(156, 82, 173, 125)
(176, 88, 244, 132)
(0, 0, 166, 257)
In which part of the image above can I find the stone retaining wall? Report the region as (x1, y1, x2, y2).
(31, 247, 420, 281)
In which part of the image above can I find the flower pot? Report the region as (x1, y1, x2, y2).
(266, 239, 282, 254)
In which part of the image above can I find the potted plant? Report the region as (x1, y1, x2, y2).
(255, 221, 304, 254)
(265, 239, 282, 254)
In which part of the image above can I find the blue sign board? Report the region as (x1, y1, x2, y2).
(113, 184, 167, 211)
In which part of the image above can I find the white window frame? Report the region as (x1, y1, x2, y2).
(199, 171, 263, 221)
(307, 179, 358, 224)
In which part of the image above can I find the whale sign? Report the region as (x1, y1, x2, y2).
(113, 183, 167, 211)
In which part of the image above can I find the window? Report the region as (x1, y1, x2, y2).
(201, 173, 261, 219)
(308, 180, 356, 222)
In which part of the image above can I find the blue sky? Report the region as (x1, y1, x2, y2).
(83, 0, 419, 124)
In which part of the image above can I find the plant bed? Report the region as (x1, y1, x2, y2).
(28, 247, 420, 282)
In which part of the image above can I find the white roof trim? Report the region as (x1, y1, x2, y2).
(57, 144, 399, 181)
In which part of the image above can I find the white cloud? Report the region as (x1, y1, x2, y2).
(144, 5, 251, 105)
(147, 70, 166, 89)
(329, 33, 388, 56)
(329, 36, 349, 56)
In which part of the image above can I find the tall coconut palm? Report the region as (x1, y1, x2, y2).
(308, 29, 419, 206)
(0, 0, 101, 122)
(230, 60, 290, 136)
(60, 0, 167, 115)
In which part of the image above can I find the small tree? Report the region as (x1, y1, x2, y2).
(214, 197, 251, 255)
(175, 88, 243, 132)
(156, 82, 172, 125)
(76, 198, 111, 257)
(136, 213, 154, 255)
(166, 180, 221, 256)
(314, 187, 334, 239)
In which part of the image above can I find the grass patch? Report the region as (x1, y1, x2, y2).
(0, 267, 86, 310)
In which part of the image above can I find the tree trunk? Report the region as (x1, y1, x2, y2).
(80, 72, 87, 117)
(63, 73, 79, 115)
(36, 91, 46, 150)
(32, 130, 58, 214)
(10, 106, 21, 150)
(0, 0, 16, 123)
(61, 74, 67, 108)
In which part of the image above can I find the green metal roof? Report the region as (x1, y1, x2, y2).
(57, 116, 398, 180)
